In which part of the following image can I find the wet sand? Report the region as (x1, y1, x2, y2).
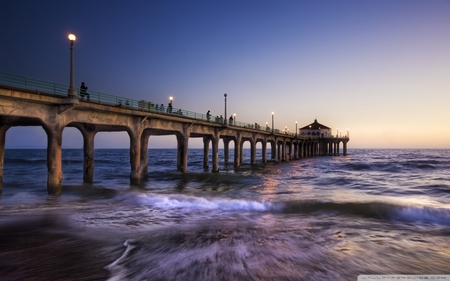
(0, 214, 121, 281)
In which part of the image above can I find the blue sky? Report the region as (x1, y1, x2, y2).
(1, 0, 449, 148)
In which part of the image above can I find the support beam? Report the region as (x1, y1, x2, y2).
(343, 141, 348, 156)
(140, 130, 152, 178)
(223, 138, 230, 164)
(234, 137, 241, 168)
(250, 140, 256, 164)
(177, 123, 191, 173)
(211, 135, 219, 172)
(271, 141, 276, 161)
(82, 128, 96, 183)
(261, 141, 267, 163)
(45, 125, 64, 195)
(128, 124, 142, 185)
(0, 125, 10, 192)
(203, 137, 210, 168)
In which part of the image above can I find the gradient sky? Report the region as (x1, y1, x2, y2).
(1, 0, 449, 149)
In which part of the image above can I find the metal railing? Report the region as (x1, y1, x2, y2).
(0, 72, 339, 139)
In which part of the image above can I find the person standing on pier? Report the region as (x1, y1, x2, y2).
(80, 82, 90, 100)
(206, 110, 211, 121)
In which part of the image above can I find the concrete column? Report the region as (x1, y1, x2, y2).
(45, 125, 64, 195)
(262, 141, 267, 163)
(234, 133, 242, 168)
(176, 123, 191, 172)
(82, 128, 96, 183)
(282, 141, 286, 161)
(294, 142, 298, 159)
(337, 142, 340, 156)
(128, 121, 143, 185)
(240, 140, 244, 164)
(0, 125, 11, 192)
(211, 134, 220, 172)
(288, 142, 293, 160)
(250, 140, 256, 164)
(177, 134, 189, 172)
(276, 142, 281, 162)
(343, 141, 348, 156)
(140, 130, 151, 178)
(203, 137, 210, 168)
(270, 141, 276, 161)
(223, 138, 230, 164)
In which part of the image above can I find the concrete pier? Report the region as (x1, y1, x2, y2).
(0, 83, 349, 195)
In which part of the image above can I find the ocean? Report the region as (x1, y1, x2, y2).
(0, 148, 449, 280)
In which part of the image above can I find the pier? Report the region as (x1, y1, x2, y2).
(0, 72, 349, 194)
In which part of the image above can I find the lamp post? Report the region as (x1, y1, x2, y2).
(233, 113, 236, 122)
(271, 112, 274, 134)
(336, 128, 339, 138)
(224, 93, 227, 125)
(295, 121, 298, 137)
(67, 33, 77, 99)
(347, 129, 350, 138)
(169, 96, 173, 106)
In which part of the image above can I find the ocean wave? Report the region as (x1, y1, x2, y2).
(117, 193, 450, 227)
(282, 200, 450, 226)
(119, 192, 278, 212)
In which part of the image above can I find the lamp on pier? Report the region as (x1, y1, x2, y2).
(233, 113, 236, 122)
(169, 96, 173, 106)
(295, 121, 298, 137)
(224, 93, 228, 125)
(67, 33, 77, 99)
(271, 112, 274, 134)
(347, 129, 350, 138)
(337, 128, 339, 138)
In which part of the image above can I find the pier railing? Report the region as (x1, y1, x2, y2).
(0, 72, 340, 139)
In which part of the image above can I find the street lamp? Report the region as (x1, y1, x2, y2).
(347, 129, 350, 138)
(295, 121, 298, 137)
(271, 112, 274, 134)
(224, 93, 227, 125)
(169, 96, 173, 106)
(67, 33, 77, 99)
(233, 113, 236, 122)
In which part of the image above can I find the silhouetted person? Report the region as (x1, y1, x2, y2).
(167, 103, 173, 113)
(206, 110, 211, 121)
(229, 115, 233, 125)
(80, 82, 89, 100)
(160, 104, 165, 112)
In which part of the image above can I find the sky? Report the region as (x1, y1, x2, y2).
(1, 0, 449, 149)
